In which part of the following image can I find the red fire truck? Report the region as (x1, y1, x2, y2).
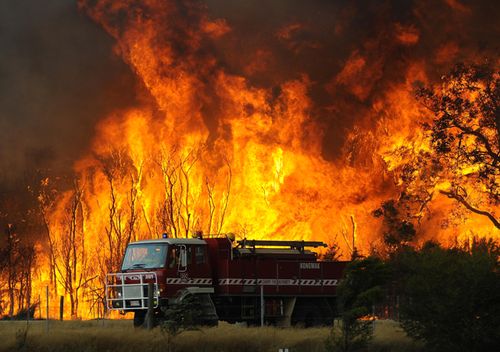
(106, 234, 347, 327)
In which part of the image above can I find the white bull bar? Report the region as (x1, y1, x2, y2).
(106, 272, 159, 310)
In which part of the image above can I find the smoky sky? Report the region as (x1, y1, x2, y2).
(204, 0, 499, 159)
(0, 0, 137, 183)
(1, 0, 498, 184)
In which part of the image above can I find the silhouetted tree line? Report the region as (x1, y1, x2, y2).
(0, 184, 40, 319)
(331, 238, 499, 352)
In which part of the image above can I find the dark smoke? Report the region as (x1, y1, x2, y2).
(1, 0, 498, 185)
(0, 0, 137, 184)
(203, 0, 499, 160)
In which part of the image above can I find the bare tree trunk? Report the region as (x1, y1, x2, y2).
(6, 224, 17, 319)
(206, 178, 215, 235)
(39, 188, 59, 295)
(217, 160, 232, 235)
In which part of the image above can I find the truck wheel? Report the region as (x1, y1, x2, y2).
(292, 305, 322, 327)
(304, 310, 322, 327)
(133, 311, 146, 327)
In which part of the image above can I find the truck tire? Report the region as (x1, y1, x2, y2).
(174, 289, 219, 326)
(292, 301, 323, 327)
(133, 311, 146, 327)
(304, 309, 322, 327)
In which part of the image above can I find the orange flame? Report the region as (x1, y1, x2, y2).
(22, 0, 499, 319)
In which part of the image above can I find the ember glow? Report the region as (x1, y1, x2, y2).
(1, 0, 498, 319)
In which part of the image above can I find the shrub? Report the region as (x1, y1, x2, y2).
(396, 239, 500, 351)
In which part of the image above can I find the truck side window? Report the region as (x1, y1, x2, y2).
(195, 246, 205, 264)
(168, 247, 177, 268)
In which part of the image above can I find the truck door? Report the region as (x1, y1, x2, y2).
(164, 245, 192, 295)
(188, 244, 212, 286)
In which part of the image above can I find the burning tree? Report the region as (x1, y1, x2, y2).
(0, 196, 38, 319)
(416, 62, 500, 229)
(155, 145, 232, 238)
(373, 199, 417, 253)
(97, 149, 141, 275)
(39, 178, 94, 319)
(375, 62, 499, 243)
(0, 225, 36, 319)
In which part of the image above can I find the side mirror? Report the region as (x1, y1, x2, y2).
(178, 246, 188, 272)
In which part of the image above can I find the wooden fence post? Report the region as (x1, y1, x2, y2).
(260, 284, 264, 327)
(45, 286, 49, 333)
(59, 296, 64, 321)
(38, 294, 42, 319)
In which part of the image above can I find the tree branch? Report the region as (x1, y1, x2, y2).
(451, 118, 500, 166)
(439, 190, 500, 229)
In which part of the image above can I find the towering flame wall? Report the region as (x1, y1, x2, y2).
(4, 0, 498, 319)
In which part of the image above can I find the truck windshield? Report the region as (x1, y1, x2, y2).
(121, 243, 168, 270)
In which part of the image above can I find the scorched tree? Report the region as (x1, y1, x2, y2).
(416, 62, 500, 228)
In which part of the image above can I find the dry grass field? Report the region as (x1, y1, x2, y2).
(0, 319, 423, 352)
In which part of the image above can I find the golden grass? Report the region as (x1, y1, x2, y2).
(0, 319, 422, 352)
(371, 320, 424, 351)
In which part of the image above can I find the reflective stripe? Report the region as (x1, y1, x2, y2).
(166, 278, 212, 285)
(322, 279, 338, 286)
(218, 278, 339, 286)
(165, 277, 338, 286)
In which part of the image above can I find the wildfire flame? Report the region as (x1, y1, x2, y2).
(14, 0, 498, 319)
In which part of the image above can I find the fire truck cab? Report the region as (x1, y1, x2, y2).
(106, 234, 347, 327)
